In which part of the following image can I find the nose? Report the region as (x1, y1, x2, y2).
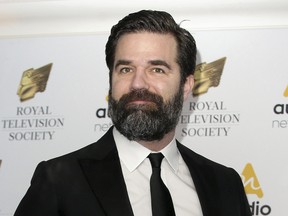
(130, 69, 149, 90)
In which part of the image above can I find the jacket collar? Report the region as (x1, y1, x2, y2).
(79, 127, 134, 216)
(177, 141, 221, 216)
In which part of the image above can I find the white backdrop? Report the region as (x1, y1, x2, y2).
(1, 28, 288, 215)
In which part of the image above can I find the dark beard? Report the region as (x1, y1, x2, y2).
(108, 88, 183, 141)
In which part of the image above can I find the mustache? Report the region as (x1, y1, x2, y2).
(117, 89, 163, 107)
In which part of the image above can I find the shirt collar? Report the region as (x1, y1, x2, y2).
(113, 127, 179, 172)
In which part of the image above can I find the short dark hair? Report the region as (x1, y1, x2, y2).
(105, 10, 197, 86)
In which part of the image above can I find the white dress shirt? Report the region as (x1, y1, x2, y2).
(113, 128, 203, 216)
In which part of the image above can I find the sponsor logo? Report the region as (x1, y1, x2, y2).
(94, 95, 112, 132)
(242, 163, 263, 198)
(96, 95, 109, 118)
(272, 85, 288, 128)
(1, 106, 64, 141)
(180, 100, 240, 137)
(17, 63, 52, 102)
(1, 64, 65, 141)
(284, 85, 288, 97)
(178, 58, 240, 137)
(241, 163, 272, 215)
(193, 57, 226, 96)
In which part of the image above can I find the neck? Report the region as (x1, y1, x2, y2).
(137, 129, 176, 152)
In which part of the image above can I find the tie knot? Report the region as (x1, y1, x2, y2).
(148, 153, 164, 168)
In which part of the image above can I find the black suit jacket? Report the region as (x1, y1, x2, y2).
(14, 127, 251, 216)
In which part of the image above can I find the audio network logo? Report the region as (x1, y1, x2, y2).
(95, 95, 112, 132)
(241, 163, 271, 215)
(273, 85, 288, 114)
(17, 63, 52, 102)
(272, 85, 288, 128)
(242, 163, 263, 198)
(284, 85, 288, 97)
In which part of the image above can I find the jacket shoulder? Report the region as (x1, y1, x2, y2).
(177, 141, 241, 181)
(51, 127, 115, 161)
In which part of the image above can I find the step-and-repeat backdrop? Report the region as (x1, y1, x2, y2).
(1, 28, 287, 215)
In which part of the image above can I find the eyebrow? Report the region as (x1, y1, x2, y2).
(114, 59, 172, 70)
(148, 60, 172, 70)
(114, 60, 132, 69)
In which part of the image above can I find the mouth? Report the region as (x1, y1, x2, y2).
(126, 100, 158, 110)
(128, 100, 154, 105)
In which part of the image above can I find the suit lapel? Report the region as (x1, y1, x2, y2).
(177, 142, 222, 216)
(79, 128, 134, 216)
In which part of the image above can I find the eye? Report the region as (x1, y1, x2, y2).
(152, 68, 165, 74)
(119, 67, 132, 74)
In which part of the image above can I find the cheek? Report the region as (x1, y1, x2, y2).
(154, 82, 180, 102)
(111, 79, 128, 100)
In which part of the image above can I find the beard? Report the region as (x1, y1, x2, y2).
(108, 88, 184, 141)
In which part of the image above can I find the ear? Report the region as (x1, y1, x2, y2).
(183, 74, 194, 101)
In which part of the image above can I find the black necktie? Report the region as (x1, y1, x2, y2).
(148, 153, 176, 216)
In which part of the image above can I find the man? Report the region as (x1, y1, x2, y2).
(14, 10, 251, 216)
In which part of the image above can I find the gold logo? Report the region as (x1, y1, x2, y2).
(284, 85, 288, 97)
(241, 163, 263, 198)
(17, 63, 53, 102)
(192, 57, 226, 97)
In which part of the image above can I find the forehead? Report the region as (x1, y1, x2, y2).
(114, 32, 178, 62)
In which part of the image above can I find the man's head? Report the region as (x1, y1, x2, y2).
(106, 10, 197, 142)
(106, 10, 197, 86)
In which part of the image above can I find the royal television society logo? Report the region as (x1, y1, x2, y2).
(241, 163, 272, 215)
(0, 63, 65, 141)
(193, 57, 226, 97)
(179, 57, 241, 137)
(17, 63, 52, 102)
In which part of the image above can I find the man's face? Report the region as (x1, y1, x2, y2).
(108, 32, 192, 141)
